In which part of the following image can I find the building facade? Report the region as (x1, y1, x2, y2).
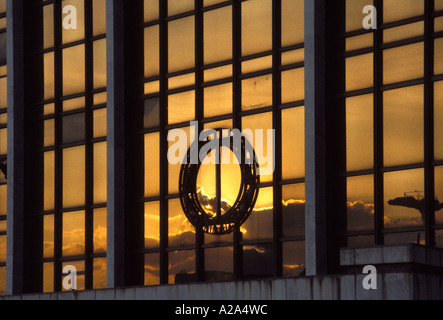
(1, 0, 443, 300)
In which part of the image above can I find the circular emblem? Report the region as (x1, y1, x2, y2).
(179, 129, 260, 235)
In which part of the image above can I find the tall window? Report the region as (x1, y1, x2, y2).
(0, 0, 7, 297)
(38, 0, 107, 292)
(143, 0, 305, 285)
(345, 0, 443, 247)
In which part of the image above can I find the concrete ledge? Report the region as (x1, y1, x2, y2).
(340, 245, 443, 267)
(0, 272, 431, 300)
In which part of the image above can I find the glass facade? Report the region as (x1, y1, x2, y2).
(142, 0, 305, 285)
(345, 0, 443, 247)
(1, 0, 443, 296)
(35, 0, 107, 292)
(0, 0, 6, 297)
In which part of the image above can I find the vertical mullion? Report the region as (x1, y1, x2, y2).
(159, 0, 169, 285)
(195, 0, 204, 282)
(272, 0, 282, 278)
(425, 0, 435, 247)
(233, 0, 242, 281)
(84, 0, 94, 289)
(374, 0, 384, 246)
(53, 0, 63, 292)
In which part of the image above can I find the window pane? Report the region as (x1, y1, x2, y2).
(243, 244, 273, 278)
(168, 90, 195, 125)
(62, 261, 85, 291)
(93, 108, 107, 138)
(241, 187, 273, 241)
(384, 22, 424, 43)
(168, 0, 193, 16)
(93, 258, 107, 289)
(0, 77, 6, 109)
(63, 146, 85, 208)
(44, 52, 55, 100)
(242, 112, 274, 183)
(44, 4, 54, 49)
(93, 142, 107, 204)
(346, 94, 373, 172)
(169, 126, 192, 194)
(145, 132, 160, 197)
(346, 54, 373, 92)
(282, 107, 304, 180)
(44, 151, 55, 211)
(169, 250, 196, 284)
(62, 0, 85, 44)
(384, 169, 424, 229)
(347, 175, 374, 232)
(168, 199, 195, 248)
(384, 85, 423, 167)
(0, 185, 5, 216)
(204, 6, 232, 65)
(145, 201, 160, 249)
(63, 45, 85, 96)
(93, 39, 107, 89)
(282, 68, 304, 104)
(63, 113, 85, 144)
(385, 231, 425, 245)
(0, 235, 5, 263)
(282, 0, 304, 46)
(346, 0, 374, 32)
(93, 208, 107, 254)
(435, 166, 443, 224)
(144, 25, 160, 78)
(93, 0, 106, 36)
(144, 0, 159, 22)
(242, 0, 272, 56)
(282, 184, 305, 238)
(282, 241, 305, 277)
(145, 253, 160, 286)
(383, 0, 424, 24)
(168, 17, 194, 73)
(383, 43, 423, 85)
(144, 98, 160, 129)
(242, 75, 272, 111)
(43, 263, 54, 293)
(44, 119, 55, 147)
(44, 214, 54, 258)
(62, 211, 85, 257)
(205, 247, 234, 282)
(204, 83, 232, 118)
(435, 82, 443, 160)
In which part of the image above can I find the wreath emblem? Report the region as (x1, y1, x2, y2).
(179, 129, 260, 235)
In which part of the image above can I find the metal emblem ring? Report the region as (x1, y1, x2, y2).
(179, 129, 260, 235)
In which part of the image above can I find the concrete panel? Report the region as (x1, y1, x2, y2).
(177, 284, 190, 300)
(260, 280, 272, 300)
(355, 274, 383, 300)
(96, 289, 115, 300)
(382, 245, 412, 264)
(116, 287, 135, 300)
(340, 248, 355, 266)
(340, 275, 356, 300)
(271, 279, 287, 300)
(77, 291, 96, 300)
(354, 247, 383, 265)
(383, 273, 413, 300)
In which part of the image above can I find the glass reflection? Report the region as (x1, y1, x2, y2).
(282, 107, 304, 180)
(63, 146, 85, 208)
(145, 201, 160, 249)
(204, 83, 233, 118)
(144, 25, 159, 78)
(145, 132, 160, 197)
(62, 261, 85, 291)
(62, 0, 85, 44)
(282, 184, 305, 238)
(63, 45, 85, 96)
(243, 244, 273, 278)
(347, 175, 374, 232)
(383, 85, 423, 167)
(435, 167, 443, 224)
(241, 187, 273, 241)
(346, 54, 373, 92)
(0, 234, 5, 263)
(204, 6, 232, 65)
(93, 39, 107, 89)
(168, 91, 195, 125)
(282, 241, 305, 277)
(242, 0, 272, 56)
(384, 169, 424, 229)
(346, 94, 374, 172)
(383, 0, 423, 24)
(282, 0, 304, 46)
(93, 208, 107, 254)
(93, 258, 107, 289)
(44, 214, 54, 258)
(43, 262, 54, 293)
(282, 68, 304, 103)
(204, 247, 234, 282)
(169, 250, 196, 284)
(385, 232, 425, 245)
(242, 75, 272, 111)
(62, 211, 85, 257)
(145, 253, 160, 286)
(168, 16, 195, 73)
(93, 142, 107, 204)
(384, 43, 424, 85)
(168, 199, 195, 248)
